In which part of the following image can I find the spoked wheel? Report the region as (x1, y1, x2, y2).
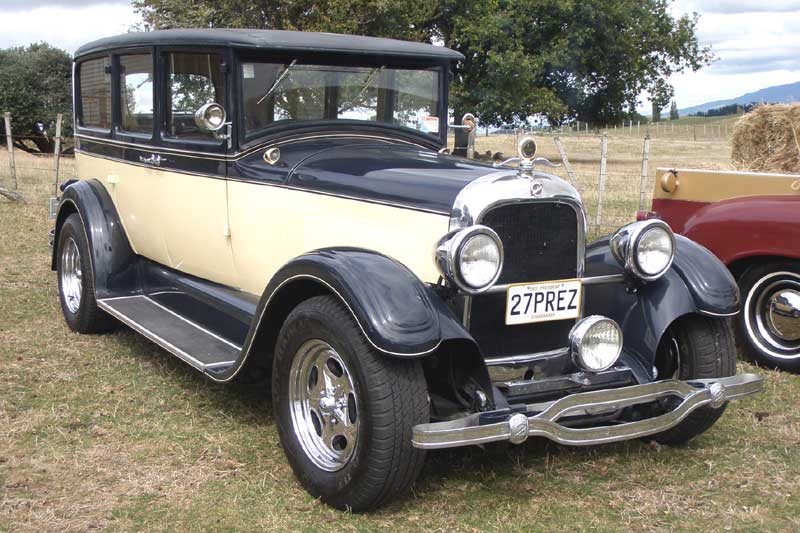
(273, 295, 429, 511)
(289, 339, 359, 472)
(56, 213, 116, 333)
(736, 262, 800, 372)
(652, 314, 736, 445)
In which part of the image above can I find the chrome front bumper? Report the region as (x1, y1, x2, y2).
(412, 373, 764, 449)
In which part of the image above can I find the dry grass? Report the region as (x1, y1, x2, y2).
(1, 141, 799, 531)
(732, 104, 800, 174)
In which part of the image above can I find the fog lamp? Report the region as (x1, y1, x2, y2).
(569, 316, 623, 372)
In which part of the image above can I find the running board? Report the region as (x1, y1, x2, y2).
(98, 295, 241, 374)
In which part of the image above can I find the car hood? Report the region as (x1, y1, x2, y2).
(232, 137, 500, 214)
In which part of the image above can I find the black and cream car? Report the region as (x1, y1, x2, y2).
(53, 29, 763, 511)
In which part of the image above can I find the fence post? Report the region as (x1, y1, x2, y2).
(595, 134, 608, 230)
(638, 135, 652, 211)
(52, 113, 63, 195)
(4, 112, 17, 190)
(553, 136, 577, 185)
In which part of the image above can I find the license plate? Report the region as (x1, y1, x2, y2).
(505, 279, 582, 326)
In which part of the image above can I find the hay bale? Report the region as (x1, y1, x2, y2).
(731, 103, 800, 173)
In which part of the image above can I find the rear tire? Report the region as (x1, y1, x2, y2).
(272, 295, 429, 511)
(56, 213, 116, 333)
(735, 261, 800, 372)
(652, 315, 736, 445)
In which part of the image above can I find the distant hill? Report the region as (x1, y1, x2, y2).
(680, 81, 800, 116)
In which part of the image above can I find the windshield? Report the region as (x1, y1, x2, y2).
(240, 61, 442, 140)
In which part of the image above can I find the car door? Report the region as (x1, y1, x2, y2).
(155, 49, 239, 288)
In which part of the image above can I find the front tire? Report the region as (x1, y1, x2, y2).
(56, 213, 116, 333)
(735, 261, 800, 372)
(652, 315, 736, 445)
(272, 295, 429, 511)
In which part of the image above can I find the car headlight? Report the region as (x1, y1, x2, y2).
(435, 225, 503, 294)
(610, 220, 675, 281)
(569, 316, 623, 372)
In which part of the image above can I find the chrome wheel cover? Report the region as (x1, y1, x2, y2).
(289, 339, 359, 472)
(745, 271, 800, 359)
(60, 237, 82, 314)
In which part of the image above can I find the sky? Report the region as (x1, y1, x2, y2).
(1, 0, 799, 111)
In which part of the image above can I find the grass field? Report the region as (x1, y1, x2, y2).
(2, 139, 800, 531)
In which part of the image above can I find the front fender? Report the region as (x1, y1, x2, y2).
(584, 235, 739, 380)
(256, 248, 475, 357)
(52, 179, 137, 300)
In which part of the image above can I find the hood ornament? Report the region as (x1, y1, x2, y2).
(493, 137, 561, 191)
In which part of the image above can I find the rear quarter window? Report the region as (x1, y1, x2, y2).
(78, 57, 112, 129)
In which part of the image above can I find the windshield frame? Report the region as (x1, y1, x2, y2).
(233, 51, 449, 150)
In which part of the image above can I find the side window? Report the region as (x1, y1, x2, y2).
(78, 57, 112, 129)
(119, 54, 154, 135)
(167, 53, 225, 139)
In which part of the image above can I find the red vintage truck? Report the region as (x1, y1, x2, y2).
(645, 168, 800, 371)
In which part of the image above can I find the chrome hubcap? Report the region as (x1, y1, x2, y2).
(746, 272, 800, 359)
(60, 237, 82, 314)
(767, 289, 800, 342)
(289, 340, 359, 472)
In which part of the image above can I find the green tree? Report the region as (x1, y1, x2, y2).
(0, 43, 72, 153)
(132, 0, 711, 127)
(669, 100, 679, 120)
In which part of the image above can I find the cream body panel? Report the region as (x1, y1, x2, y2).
(159, 174, 239, 287)
(76, 152, 239, 287)
(227, 181, 449, 296)
(77, 152, 171, 265)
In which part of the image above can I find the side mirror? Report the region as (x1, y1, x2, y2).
(450, 112, 476, 133)
(194, 102, 227, 132)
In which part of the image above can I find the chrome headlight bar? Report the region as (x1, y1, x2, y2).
(610, 220, 676, 282)
(435, 225, 504, 294)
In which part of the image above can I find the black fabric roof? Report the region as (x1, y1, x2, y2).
(75, 29, 463, 62)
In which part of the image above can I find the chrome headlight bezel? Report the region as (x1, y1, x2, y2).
(610, 219, 676, 281)
(435, 225, 504, 294)
(569, 315, 623, 372)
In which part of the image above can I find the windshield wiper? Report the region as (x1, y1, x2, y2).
(256, 59, 297, 105)
(354, 65, 385, 102)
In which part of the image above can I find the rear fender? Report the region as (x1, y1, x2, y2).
(51, 179, 138, 299)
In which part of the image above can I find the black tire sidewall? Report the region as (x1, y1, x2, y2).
(57, 214, 95, 331)
(272, 299, 380, 506)
(736, 261, 800, 371)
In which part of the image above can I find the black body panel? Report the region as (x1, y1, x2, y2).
(584, 234, 740, 380)
(76, 28, 464, 62)
(470, 202, 580, 358)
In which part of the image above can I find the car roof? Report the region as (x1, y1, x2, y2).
(74, 28, 464, 62)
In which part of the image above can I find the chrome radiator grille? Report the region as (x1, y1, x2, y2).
(468, 201, 581, 358)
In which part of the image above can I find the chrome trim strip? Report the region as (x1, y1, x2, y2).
(97, 297, 237, 371)
(484, 274, 625, 295)
(74, 150, 451, 216)
(485, 347, 569, 366)
(411, 373, 764, 449)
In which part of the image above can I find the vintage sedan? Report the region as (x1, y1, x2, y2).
(648, 167, 800, 371)
(52, 29, 762, 511)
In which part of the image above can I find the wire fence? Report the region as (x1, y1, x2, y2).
(1, 113, 76, 203)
